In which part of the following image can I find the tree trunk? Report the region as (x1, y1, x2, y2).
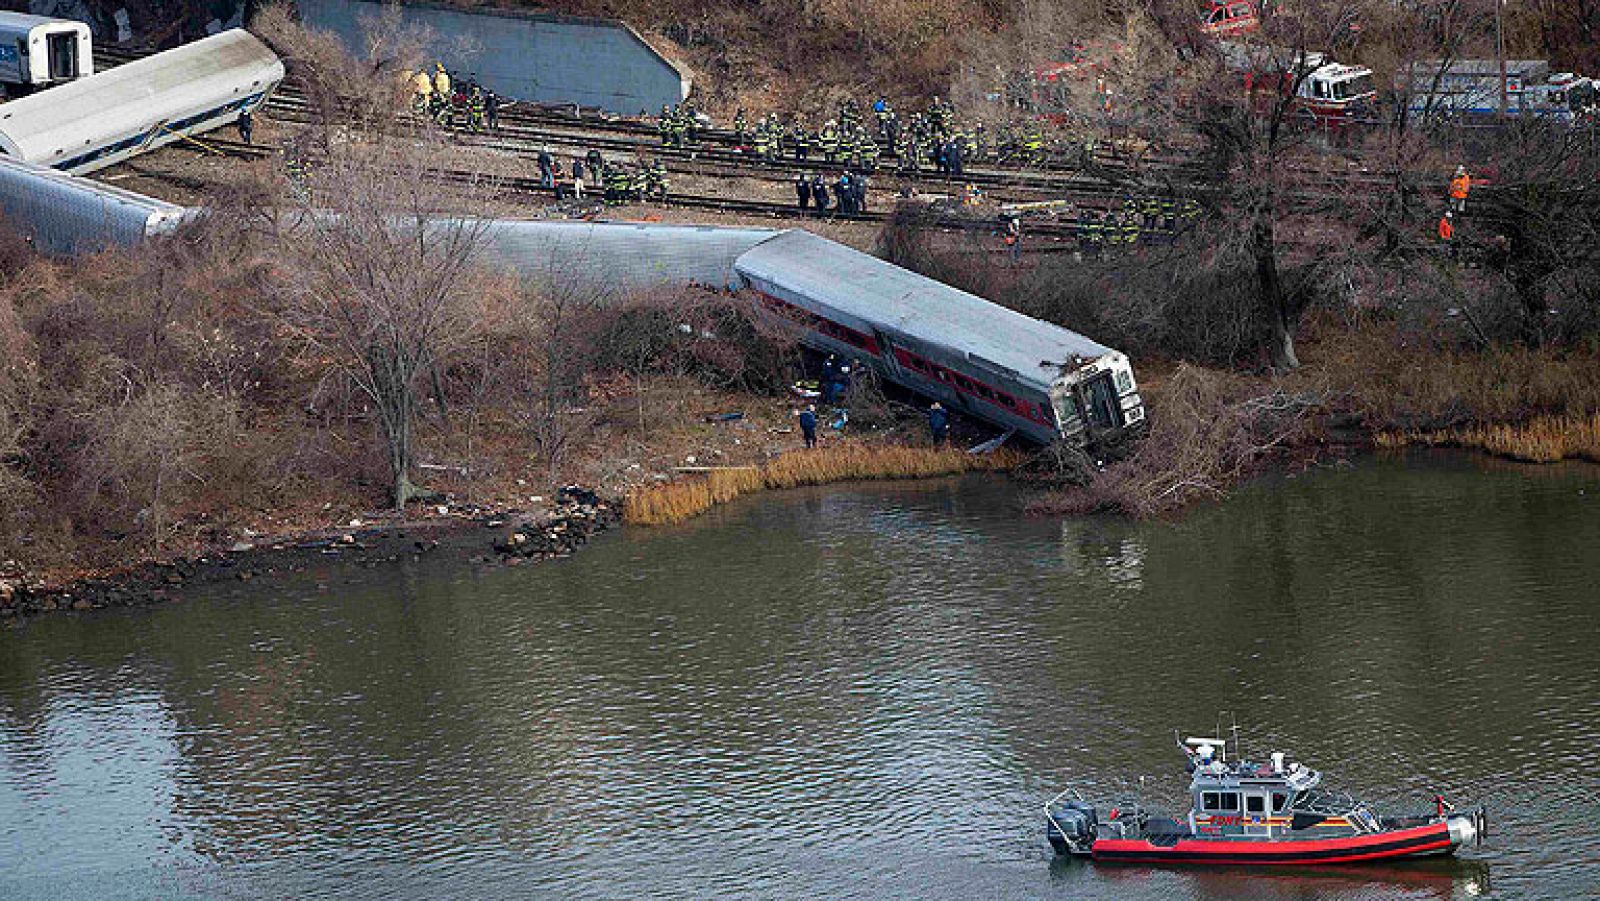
(1253, 209, 1299, 371)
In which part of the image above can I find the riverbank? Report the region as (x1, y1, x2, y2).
(1027, 322, 1600, 517)
(0, 489, 617, 620)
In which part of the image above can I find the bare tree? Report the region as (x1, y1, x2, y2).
(1188, 1, 1365, 370)
(276, 131, 500, 509)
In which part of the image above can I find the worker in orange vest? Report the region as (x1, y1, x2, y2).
(1449, 166, 1471, 213)
(1438, 211, 1455, 256)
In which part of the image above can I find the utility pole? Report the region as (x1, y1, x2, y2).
(1496, 0, 1508, 119)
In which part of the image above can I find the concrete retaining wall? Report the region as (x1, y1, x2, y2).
(294, 0, 689, 114)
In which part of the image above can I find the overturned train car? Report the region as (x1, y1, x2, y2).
(733, 230, 1144, 445)
(0, 155, 186, 254)
(0, 29, 282, 173)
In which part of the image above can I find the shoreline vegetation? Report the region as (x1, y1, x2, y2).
(623, 444, 1022, 525)
(1377, 414, 1600, 466)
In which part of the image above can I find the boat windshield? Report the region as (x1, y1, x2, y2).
(1289, 788, 1360, 816)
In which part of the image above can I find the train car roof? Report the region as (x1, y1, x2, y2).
(0, 11, 90, 31)
(475, 219, 780, 295)
(0, 155, 187, 254)
(735, 229, 1115, 382)
(0, 29, 282, 163)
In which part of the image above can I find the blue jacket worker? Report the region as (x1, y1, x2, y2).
(928, 402, 949, 444)
(798, 405, 818, 448)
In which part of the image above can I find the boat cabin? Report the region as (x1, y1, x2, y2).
(1182, 738, 1377, 838)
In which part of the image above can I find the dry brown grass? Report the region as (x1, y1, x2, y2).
(624, 443, 1021, 525)
(1377, 414, 1600, 464)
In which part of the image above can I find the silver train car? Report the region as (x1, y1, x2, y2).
(734, 229, 1145, 444)
(0, 28, 282, 173)
(466, 221, 1143, 445)
(0, 12, 91, 93)
(0, 155, 186, 254)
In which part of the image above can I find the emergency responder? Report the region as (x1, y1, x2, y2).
(862, 132, 881, 172)
(798, 405, 818, 448)
(1022, 128, 1045, 166)
(789, 121, 809, 161)
(570, 157, 586, 200)
(796, 172, 811, 212)
(1159, 195, 1176, 233)
(811, 173, 829, 215)
(1449, 166, 1471, 213)
(928, 403, 949, 444)
(733, 109, 749, 146)
(604, 162, 630, 204)
(875, 97, 895, 140)
(658, 105, 672, 145)
(1076, 209, 1094, 257)
(683, 100, 700, 144)
(1123, 209, 1142, 247)
(537, 145, 555, 188)
(432, 63, 450, 105)
(410, 68, 432, 112)
(1003, 215, 1022, 263)
(586, 148, 605, 183)
(1142, 196, 1161, 230)
(485, 89, 499, 131)
(1438, 210, 1455, 256)
(672, 106, 691, 148)
(837, 172, 854, 214)
(644, 159, 668, 201)
(819, 120, 840, 162)
(896, 132, 918, 171)
(1104, 210, 1125, 251)
(838, 127, 858, 168)
(468, 86, 486, 132)
(237, 110, 253, 144)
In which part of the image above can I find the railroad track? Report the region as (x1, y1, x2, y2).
(172, 132, 1100, 246)
(93, 43, 1409, 224)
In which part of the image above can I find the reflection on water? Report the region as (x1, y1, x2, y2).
(2, 452, 1598, 900)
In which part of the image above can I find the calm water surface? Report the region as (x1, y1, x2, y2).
(2, 452, 1599, 900)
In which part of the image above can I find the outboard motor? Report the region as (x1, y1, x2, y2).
(1046, 800, 1100, 855)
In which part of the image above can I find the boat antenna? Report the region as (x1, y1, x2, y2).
(1230, 712, 1241, 761)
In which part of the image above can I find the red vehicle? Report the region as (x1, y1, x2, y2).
(1047, 731, 1487, 866)
(1232, 46, 1377, 125)
(1199, 1, 1261, 38)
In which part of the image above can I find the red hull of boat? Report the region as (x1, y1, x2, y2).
(1092, 822, 1457, 865)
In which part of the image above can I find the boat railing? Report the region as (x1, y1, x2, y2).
(1292, 788, 1383, 833)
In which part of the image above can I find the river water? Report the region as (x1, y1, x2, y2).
(2, 452, 1598, 900)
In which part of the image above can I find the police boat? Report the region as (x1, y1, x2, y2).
(1045, 732, 1486, 865)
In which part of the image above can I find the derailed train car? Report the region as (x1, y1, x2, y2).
(0, 12, 92, 95)
(733, 230, 1144, 445)
(0, 155, 186, 254)
(0, 29, 282, 173)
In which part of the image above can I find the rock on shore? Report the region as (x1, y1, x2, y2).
(1, 486, 618, 622)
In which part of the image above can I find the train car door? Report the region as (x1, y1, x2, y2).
(1081, 371, 1123, 430)
(47, 31, 78, 81)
